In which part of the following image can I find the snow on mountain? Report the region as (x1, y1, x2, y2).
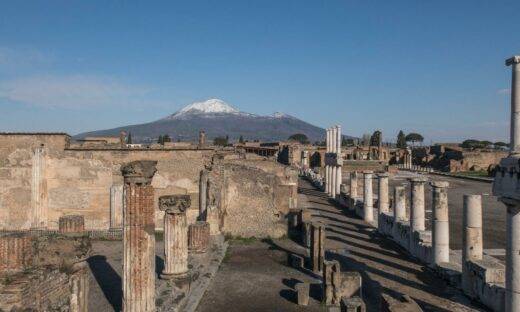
(167, 99, 242, 119)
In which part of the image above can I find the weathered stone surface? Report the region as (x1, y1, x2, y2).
(310, 222, 325, 273)
(340, 296, 366, 312)
(59, 215, 85, 234)
(189, 221, 210, 253)
(295, 282, 310, 306)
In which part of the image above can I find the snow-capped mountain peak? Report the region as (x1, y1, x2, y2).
(170, 99, 240, 119)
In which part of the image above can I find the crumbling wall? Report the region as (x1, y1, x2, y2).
(213, 159, 298, 238)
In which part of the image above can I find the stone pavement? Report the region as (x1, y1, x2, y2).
(298, 178, 488, 312)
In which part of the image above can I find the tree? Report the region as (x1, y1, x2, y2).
(158, 135, 164, 145)
(361, 133, 371, 146)
(342, 137, 354, 146)
(405, 133, 424, 146)
(213, 136, 229, 146)
(288, 133, 310, 144)
(239, 135, 244, 144)
(163, 134, 171, 143)
(127, 132, 132, 144)
(396, 130, 407, 148)
(370, 130, 382, 146)
(494, 141, 509, 149)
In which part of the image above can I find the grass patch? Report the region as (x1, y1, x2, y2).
(225, 234, 257, 245)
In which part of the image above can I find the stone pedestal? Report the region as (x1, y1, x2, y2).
(462, 194, 483, 297)
(0, 233, 33, 273)
(59, 215, 85, 234)
(431, 181, 450, 265)
(206, 204, 220, 235)
(159, 195, 191, 279)
(363, 171, 373, 223)
(121, 160, 157, 312)
(188, 221, 210, 253)
(378, 173, 389, 214)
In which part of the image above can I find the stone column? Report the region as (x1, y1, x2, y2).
(206, 204, 220, 235)
(310, 222, 325, 273)
(462, 194, 483, 296)
(507, 56, 520, 154)
(377, 173, 389, 214)
(335, 166, 342, 197)
(159, 195, 190, 280)
(121, 160, 157, 312)
(110, 184, 124, 230)
(409, 177, 427, 254)
(431, 181, 450, 265)
(199, 170, 208, 220)
(350, 172, 358, 198)
(198, 130, 206, 147)
(394, 186, 407, 222)
(31, 146, 47, 229)
(70, 261, 90, 312)
(188, 221, 210, 253)
(363, 171, 374, 223)
(331, 166, 337, 198)
(501, 198, 520, 312)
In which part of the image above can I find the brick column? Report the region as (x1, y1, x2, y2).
(0, 233, 33, 274)
(121, 160, 157, 312)
(431, 181, 450, 265)
(159, 195, 190, 279)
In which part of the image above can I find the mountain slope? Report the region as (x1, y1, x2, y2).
(74, 99, 352, 143)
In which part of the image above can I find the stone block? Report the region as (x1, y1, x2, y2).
(338, 272, 362, 299)
(188, 221, 210, 253)
(340, 296, 366, 312)
(290, 254, 304, 269)
(295, 282, 310, 306)
(381, 294, 422, 311)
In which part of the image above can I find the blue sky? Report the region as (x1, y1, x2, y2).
(0, 1, 519, 143)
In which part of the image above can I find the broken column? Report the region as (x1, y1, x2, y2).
(0, 233, 33, 273)
(409, 177, 427, 256)
(350, 172, 358, 198)
(198, 130, 206, 147)
(159, 195, 190, 279)
(462, 194, 483, 296)
(59, 215, 85, 234)
(121, 160, 157, 312)
(378, 173, 389, 214)
(431, 181, 450, 265)
(363, 171, 374, 223)
(199, 169, 208, 219)
(206, 204, 220, 235)
(310, 222, 325, 273)
(188, 221, 210, 253)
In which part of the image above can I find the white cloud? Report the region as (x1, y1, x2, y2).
(0, 74, 151, 108)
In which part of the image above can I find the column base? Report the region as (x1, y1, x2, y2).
(160, 270, 190, 280)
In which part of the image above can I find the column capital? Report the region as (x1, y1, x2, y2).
(430, 181, 449, 188)
(409, 177, 428, 184)
(159, 195, 191, 214)
(121, 160, 157, 185)
(506, 56, 520, 66)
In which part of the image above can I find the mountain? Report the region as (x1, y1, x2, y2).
(74, 99, 353, 143)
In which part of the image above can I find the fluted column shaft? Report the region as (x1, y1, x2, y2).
(431, 181, 450, 265)
(199, 170, 208, 219)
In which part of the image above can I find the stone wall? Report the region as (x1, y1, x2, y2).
(0, 134, 213, 230)
(213, 158, 298, 238)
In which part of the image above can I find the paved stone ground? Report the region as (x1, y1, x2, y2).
(197, 239, 325, 312)
(299, 178, 488, 312)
